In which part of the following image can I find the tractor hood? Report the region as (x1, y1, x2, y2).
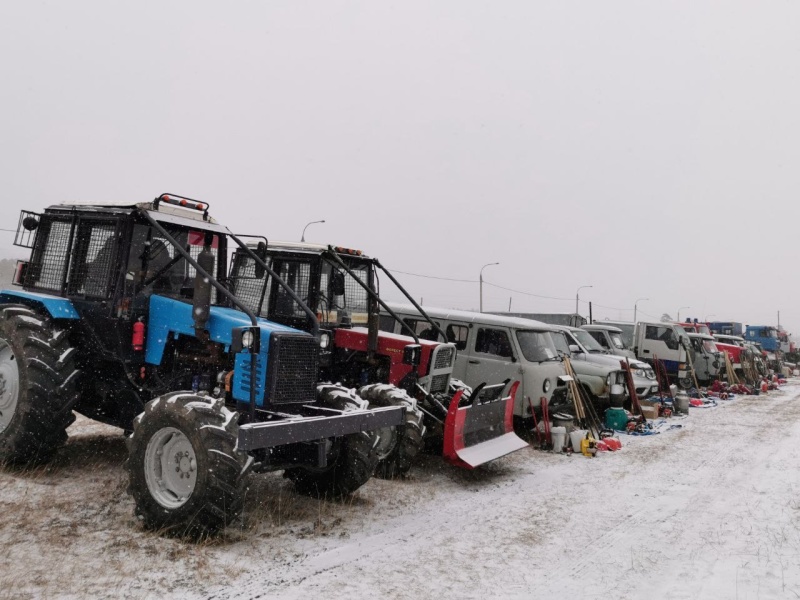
(145, 295, 307, 366)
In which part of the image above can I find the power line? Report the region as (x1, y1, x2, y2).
(388, 268, 478, 284)
(388, 266, 662, 318)
(482, 280, 574, 302)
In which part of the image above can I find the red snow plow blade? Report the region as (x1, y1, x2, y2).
(443, 380, 527, 469)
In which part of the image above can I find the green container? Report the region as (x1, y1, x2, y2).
(605, 407, 628, 430)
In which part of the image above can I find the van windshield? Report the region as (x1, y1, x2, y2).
(516, 330, 558, 363)
(572, 329, 605, 353)
(609, 332, 626, 349)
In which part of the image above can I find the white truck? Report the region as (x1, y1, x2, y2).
(634, 321, 694, 388)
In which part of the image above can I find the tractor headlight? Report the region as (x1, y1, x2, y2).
(543, 379, 552, 393)
(242, 330, 255, 349)
(319, 332, 331, 349)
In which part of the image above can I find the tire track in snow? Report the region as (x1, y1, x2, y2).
(209, 462, 549, 599)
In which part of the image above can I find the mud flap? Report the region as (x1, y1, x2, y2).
(442, 381, 528, 469)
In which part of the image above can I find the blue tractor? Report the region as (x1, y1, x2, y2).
(0, 194, 403, 536)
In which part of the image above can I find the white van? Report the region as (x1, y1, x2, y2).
(687, 333, 723, 384)
(581, 323, 636, 359)
(381, 303, 568, 419)
(551, 325, 658, 399)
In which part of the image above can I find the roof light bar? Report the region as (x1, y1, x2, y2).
(160, 194, 206, 211)
(334, 246, 363, 256)
(153, 193, 211, 220)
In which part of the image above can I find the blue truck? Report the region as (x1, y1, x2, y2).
(744, 325, 781, 353)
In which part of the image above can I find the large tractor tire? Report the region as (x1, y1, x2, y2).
(285, 383, 379, 499)
(358, 383, 425, 479)
(126, 392, 250, 537)
(0, 304, 79, 465)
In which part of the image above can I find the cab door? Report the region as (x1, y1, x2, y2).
(463, 326, 520, 391)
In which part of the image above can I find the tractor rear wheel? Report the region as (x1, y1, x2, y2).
(126, 392, 250, 537)
(358, 383, 425, 479)
(0, 304, 79, 465)
(285, 383, 379, 498)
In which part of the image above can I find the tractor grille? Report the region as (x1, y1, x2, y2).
(430, 374, 450, 394)
(433, 346, 455, 370)
(267, 333, 319, 405)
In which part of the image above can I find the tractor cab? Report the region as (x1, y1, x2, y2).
(230, 241, 456, 397)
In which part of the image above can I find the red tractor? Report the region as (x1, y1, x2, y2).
(228, 241, 526, 476)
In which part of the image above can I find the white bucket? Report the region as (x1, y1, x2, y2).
(551, 427, 567, 452)
(570, 429, 587, 452)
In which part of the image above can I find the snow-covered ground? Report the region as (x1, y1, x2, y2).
(2, 384, 799, 599)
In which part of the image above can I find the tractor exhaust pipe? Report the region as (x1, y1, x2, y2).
(193, 236, 215, 336)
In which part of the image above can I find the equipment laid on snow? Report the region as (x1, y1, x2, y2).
(228, 241, 525, 472)
(0, 195, 405, 536)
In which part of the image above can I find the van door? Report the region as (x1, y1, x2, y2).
(443, 321, 471, 381)
(464, 326, 520, 391)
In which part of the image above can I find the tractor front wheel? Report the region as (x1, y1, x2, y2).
(126, 392, 249, 537)
(285, 383, 379, 498)
(0, 304, 79, 465)
(358, 383, 425, 479)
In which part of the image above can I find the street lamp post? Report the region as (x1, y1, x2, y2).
(575, 285, 593, 315)
(633, 297, 649, 324)
(677, 306, 690, 322)
(301, 219, 325, 242)
(479, 262, 500, 313)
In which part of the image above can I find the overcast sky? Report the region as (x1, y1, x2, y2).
(1, 2, 798, 332)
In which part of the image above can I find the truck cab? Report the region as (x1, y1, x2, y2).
(634, 321, 694, 388)
(744, 325, 780, 353)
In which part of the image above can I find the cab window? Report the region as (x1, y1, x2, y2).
(645, 325, 678, 350)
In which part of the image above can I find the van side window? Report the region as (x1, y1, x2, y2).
(475, 328, 513, 358)
(379, 314, 396, 333)
(402, 318, 440, 341)
(446, 324, 469, 351)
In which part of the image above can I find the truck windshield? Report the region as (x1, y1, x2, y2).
(702, 340, 718, 353)
(516, 330, 558, 362)
(571, 329, 605, 353)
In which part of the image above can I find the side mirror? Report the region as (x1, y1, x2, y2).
(254, 241, 267, 279)
(568, 344, 581, 354)
(331, 271, 346, 296)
